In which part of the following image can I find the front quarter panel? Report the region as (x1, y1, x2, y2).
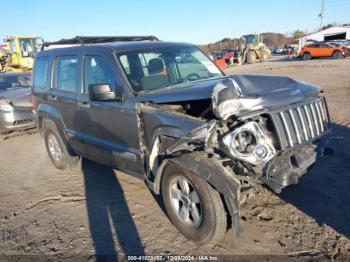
(139, 104, 206, 148)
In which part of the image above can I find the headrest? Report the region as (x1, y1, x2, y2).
(148, 58, 164, 74)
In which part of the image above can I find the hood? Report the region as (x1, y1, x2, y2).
(136, 77, 227, 103)
(0, 88, 33, 108)
(136, 74, 320, 118)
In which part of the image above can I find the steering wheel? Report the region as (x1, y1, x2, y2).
(183, 73, 201, 82)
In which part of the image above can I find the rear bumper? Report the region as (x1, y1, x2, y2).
(0, 110, 35, 134)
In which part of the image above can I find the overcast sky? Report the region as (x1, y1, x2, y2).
(1, 0, 349, 44)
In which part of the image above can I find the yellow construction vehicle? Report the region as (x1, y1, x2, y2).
(0, 48, 7, 72)
(240, 33, 271, 64)
(2, 35, 40, 72)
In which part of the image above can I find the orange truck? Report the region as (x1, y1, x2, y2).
(300, 42, 346, 60)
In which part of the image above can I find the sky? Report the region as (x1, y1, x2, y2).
(1, 0, 350, 44)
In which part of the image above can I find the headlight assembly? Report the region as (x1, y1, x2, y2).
(222, 122, 276, 165)
(0, 100, 14, 112)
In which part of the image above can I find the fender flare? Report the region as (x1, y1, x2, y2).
(153, 152, 243, 238)
(37, 104, 69, 147)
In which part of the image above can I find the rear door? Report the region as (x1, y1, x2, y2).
(75, 51, 143, 177)
(49, 51, 82, 151)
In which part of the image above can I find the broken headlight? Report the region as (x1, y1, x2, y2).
(222, 122, 276, 165)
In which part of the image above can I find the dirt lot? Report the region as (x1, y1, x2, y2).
(0, 57, 349, 260)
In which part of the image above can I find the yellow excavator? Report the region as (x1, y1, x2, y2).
(1, 35, 41, 72)
(239, 33, 271, 64)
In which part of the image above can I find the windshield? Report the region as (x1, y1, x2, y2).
(117, 46, 223, 92)
(0, 74, 32, 91)
(19, 38, 37, 57)
(243, 34, 258, 45)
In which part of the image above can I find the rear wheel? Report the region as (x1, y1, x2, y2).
(259, 47, 268, 62)
(303, 52, 312, 60)
(43, 119, 80, 170)
(161, 163, 227, 244)
(246, 50, 257, 64)
(332, 50, 342, 59)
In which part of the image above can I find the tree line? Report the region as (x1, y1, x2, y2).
(199, 30, 305, 53)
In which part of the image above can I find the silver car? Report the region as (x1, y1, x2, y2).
(0, 72, 35, 139)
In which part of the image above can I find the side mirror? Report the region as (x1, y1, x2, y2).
(88, 83, 122, 101)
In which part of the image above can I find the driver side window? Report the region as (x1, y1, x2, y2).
(84, 56, 116, 94)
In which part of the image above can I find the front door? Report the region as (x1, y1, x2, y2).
(75, 52, 143, 177)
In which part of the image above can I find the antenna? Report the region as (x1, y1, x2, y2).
(319, 0, 325, 28)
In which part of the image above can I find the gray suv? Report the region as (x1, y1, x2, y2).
(32, 36, 331, 244)
(0, 72, 35, 139)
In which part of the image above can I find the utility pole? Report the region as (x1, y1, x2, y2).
(319, 0, 325, 29)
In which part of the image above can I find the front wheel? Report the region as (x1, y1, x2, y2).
(0, 130, 7, 141)
(246, 50, 257, 64)
(161, 163, 227, 244)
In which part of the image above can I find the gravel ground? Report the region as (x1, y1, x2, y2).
(0, 57, 349, 261)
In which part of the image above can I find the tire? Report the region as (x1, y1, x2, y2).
(303, 52, 312, 60)
(161, 163, 227, 244)
(332, 50, 342, 59)
(0, 130, 6, 141)
(43, 119, 80, 170)
(246, 50, 257, 64)
(259, 47, 268, 62)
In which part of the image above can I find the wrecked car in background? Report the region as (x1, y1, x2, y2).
(32, 36, 331, 244)
(0, 72, 35, 140)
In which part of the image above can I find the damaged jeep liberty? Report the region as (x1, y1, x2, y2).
(32, 36, 331, 244)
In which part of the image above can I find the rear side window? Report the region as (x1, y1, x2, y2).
(84, 56, 116, 94)
(33, 56, 50, 91)
(55, 56, 78, 93)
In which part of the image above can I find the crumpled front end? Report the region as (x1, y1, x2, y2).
(159, 76, 331, 194)
(138, 74, 331, 239)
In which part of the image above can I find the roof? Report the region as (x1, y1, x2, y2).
(43, 35, 159, 47)
(39, 40, 195, 54)
(301, 25, 350, 39)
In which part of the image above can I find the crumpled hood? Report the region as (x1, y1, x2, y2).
(136, 74, 320, 118)
(0, 88, 33, 108)
(212, 75, 320, 119)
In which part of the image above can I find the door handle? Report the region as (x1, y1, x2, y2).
(78, 101, 90, 108)
(48, 94, 57, 101)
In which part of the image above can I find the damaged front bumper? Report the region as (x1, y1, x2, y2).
(261, 137, 329, 193)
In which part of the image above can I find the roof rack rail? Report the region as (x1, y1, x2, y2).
(42, 35, 159, 50)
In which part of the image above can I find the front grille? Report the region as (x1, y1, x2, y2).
(13, 119, 34, 126)
(270, 98, 330, 149)
(13, 106, 33, 112)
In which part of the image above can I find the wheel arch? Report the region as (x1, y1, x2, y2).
(153, 152, 243, 239)
(332, 49, 342, 56)
(38, 104, 69, 147)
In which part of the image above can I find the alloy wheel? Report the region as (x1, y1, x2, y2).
(169, 175, 202, 227)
